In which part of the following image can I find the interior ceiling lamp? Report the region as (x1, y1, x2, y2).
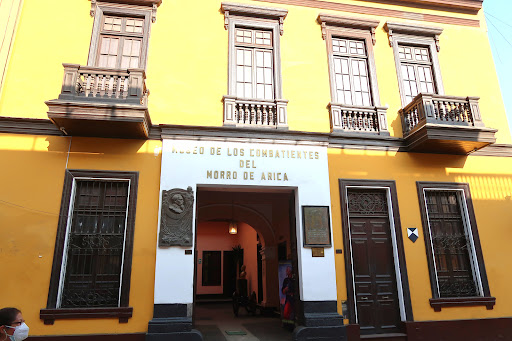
(229, 198, 238, 234)
(229, 221, 238, 234)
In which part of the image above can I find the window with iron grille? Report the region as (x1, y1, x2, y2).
(416, 182, 495, 311)
(398, 45, 436, 105)
(331, 38, 372, 106)
(424, 189, 479, 298)
(42, 170, 138, 323)
(59, 179, 130, 308)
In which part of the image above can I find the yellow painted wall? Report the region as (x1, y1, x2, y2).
(0, 134, 162, 336)
(0, 0, 23, 94)
(0, 0, 509, 142)
(1, 0, 512, 335)
(328, 149, 512, 321)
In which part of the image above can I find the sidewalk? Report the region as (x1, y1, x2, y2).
(194, 302, 292, 341)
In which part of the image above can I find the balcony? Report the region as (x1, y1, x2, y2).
(399, 93, 496, 154)
(223, 96, 288, 129)
(46, 64, 150, 139)
(329, 103, 389, 135)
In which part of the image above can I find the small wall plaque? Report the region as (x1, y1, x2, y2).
(312, 247, 325, 257)
(159, 186, 194, 247)
(303, 206, 331, 247)
(407, 227, 419, 243)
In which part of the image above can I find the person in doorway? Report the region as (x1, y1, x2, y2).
(281, 266, 295, 322)
(0, 307, 29, 341)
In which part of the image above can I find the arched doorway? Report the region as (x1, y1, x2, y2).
(193, 187, 299, 340)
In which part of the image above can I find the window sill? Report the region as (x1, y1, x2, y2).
(429, 297, 496, 312)
(40, 307, 133, 325)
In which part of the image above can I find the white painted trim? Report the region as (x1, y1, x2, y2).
(345, 185, 407, 323)
(56, 178, 78, 308)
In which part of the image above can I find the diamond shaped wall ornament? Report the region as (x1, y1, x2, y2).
(407, 227, 419, 243)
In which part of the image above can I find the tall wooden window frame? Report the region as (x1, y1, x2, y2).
(416, 182, 495, 311)
(385, 22, 444, 107)
(41, 170, 139, 324)
(88, 4, 154, 69)
(223, 3, 287, 103)
(320, 16, 382, 108)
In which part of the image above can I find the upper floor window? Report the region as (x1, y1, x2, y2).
(98, 16, 145, 68)
(385, 22, 444, 106)
(331, 38, 372, 106)
(88, 1, 158, 70)
(398, 45, 436, 104)
(235, 28, 274, 100)
(221, 2, 288, 128)
(318, 14, 389, 135)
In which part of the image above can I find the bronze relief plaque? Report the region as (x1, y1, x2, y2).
(159, 186, 194, 247)
(302, 206, 331, 247)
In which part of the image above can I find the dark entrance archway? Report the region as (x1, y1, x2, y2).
(193, 187, 299, 340)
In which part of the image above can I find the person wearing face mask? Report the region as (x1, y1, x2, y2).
(0, 308, 29, 341)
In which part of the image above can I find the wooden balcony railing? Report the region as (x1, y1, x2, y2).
(223, 96, 288, 128)
(329, 103, 389, 135)
(58, 64, 148, 105)
(400, 93, 484, 136)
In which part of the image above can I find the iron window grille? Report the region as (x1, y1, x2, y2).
(423, 189, 481, 298)
(416, 182, 495, 311)
(58, 179, 131, 308)
(42, 170, 138, 324)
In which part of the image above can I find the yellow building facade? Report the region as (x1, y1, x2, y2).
(1, 0, 511, 340)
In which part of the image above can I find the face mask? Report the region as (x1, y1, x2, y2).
(5, 323, 29, 341)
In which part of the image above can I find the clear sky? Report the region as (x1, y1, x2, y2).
(484, 0, 512, 137)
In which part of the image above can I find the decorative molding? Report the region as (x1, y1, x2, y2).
(429, 297, 496, 311)
(385, 22, 443, 51)
(4, 116, 512, 157)
(252, 0, 480, 27)
(221, 2, 288, 35)
(0, 117, 62, 136)
(91, 0, 97, 16)
(363, 0, 483, 13)
(152, 3, 157, 22)
(471, 143, 512, 157)
(18, 333, 144, 340)
(91, 0, 162, 16)
(317, 14, 379, 43)
(40, 307, 133, 325)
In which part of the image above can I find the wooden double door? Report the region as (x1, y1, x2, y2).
(347, 188, 402, 335)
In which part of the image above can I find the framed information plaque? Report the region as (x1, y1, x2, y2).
(302, 206, 331, 247)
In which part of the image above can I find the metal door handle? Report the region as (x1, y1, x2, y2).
(361, 297, 368, 300)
